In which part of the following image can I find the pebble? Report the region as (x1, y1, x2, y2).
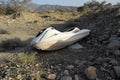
(107, 40, 120, 49)
(114, 50, 120, 56)
(66, 65, 74, 70)
(1, 70, 6, 78)
(17, 74, 22, 79)
(109, 35, 120, 41)
(74, 74, 79, 80)
(35, 64, 39, 67)
(40, 74, 47, 78)
(113, 66, 120, 78)
(110, 70, 116, 78)
(84, 66, 97, 80)
(88, 56, 94, 61)
(74, 59, 80, 65)
(95, 57, 106, 65)
(47, 74, 56, 80)
(100, 67, 107, 72)
(109, 59, 118, 66)
(63, 70, 69, 75)
(24, 76, 32, 80)
(60, 76, 72, 80)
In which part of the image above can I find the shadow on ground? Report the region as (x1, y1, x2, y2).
(0, 38, 33, 53)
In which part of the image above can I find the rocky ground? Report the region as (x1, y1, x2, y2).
(0, 6, 120, 80)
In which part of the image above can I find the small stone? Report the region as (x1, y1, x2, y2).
(60, 76, 72, 80)
(50, 65, 54, 69)
(113, 66, 120, 78)
(100, 67, 107, 72)
(1, 70, 6, 78)
(106, 76, 112, 80)
(74, 59, 80, 65)
(4, 66, 9, 69)
(16, 64, 20, 68)
(95, 57, 106, 65)
(17, 74, 22, 79)
(47, 74, 56, 80)
(110, 70, 116, 78)
(63, 70, 69, 75)
(107, 40, 120, 49)
(114, 50, 120, 56)
(68, 43, 83, 49)
(35, 64, 39, 67)
(8, 77, 13, 80)
(47, 69, 51, 73)
(84, 66, 97, 80)
(40, 74, 47, 78)
(109, 35, 120, 41)
(66, 65, 74, 70)
(24, 76, 32, 80)
(74, 74, 79, 80)
(88, 56, 94, 61)
(109, 59, 118, 66)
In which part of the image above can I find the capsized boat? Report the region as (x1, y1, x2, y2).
(31, 27, 90, 51)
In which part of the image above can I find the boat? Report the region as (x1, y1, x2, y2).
(31, 27, 90, 51)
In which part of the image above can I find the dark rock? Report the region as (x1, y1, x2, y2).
(23, 76, 32, 80)
(109, 35, 120, 41)
(114, 50, 120, 56)
(107, 40, 120, 49)
(95, 57, 107, 65)
(109, 59, 118, 66)
(40, 74, 47, 79)
(88, 56, 94, 61)
(113, 66, 120, 79)
(74, 59, 80, 65)
(110, 69, 116, 78)
(0, 70, 6, 78)
(99, 35, 109, 42)
(106, 76, 112, 80)
(100, 67, 107, 72)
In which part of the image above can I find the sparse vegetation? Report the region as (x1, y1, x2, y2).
(17, 52, 37, 64)
(0, 52, 41, 80)
(77, 6, 90, 14)
(0, 52, 37, 64)
(0, 0, 31, 15)
(77, 0, 106, 13)
(0, 0, 120, 79)
(39, 11, 80, 21)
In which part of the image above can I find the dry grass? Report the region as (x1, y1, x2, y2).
(39, 11, 81, 21)
(17, 52, 37, 64)
(0, 52, 37, 64)
(0, 11, 81, 41)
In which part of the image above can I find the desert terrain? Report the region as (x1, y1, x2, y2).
(0, 3, 120, 80)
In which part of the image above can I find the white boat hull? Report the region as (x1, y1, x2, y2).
(31, 27, 90, 51)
